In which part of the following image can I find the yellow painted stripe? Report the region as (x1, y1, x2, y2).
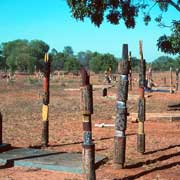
(42, 104, 48, 121)
(44, 53, 49, 62)
(138, 121, 144, 134)
(83, 115, 90, 122)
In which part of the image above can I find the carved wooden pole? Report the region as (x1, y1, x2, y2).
(0, 112, 11, 152)
(164, 76, 166, 86)
(170, 67, 173, 93)
(42, 53, 50, 147)
(176, 68, 179, 92)
(129, 52, 132, 91)
(0, 113, 2, 145)
(114, 44, 129, 169)
(147, 67, 152, 90)
(80, 67, 95, 180)
(137, 41, 146, 154)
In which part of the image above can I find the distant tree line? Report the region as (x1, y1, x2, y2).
(0, 39, 179, 74)
(0, 39, 119, 74)
(151, 56, 180, 71)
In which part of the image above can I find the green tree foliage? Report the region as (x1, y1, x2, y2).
(2, 40, 33, 73)
(151, 56, 178, 71)
(63, 46, 74, 57)
(29, 40, 49, 71)
(89, 52, 118, 73)
(157, 21, 180, 55)
(1, 39, 49, 73)
(2, 39, 178, 74)
(64, 56, 80, 72)
(51, 48, 58, 56)
(1, 39, 120, 74)
(51, 52, 65, 71)
(131, 57, 140, 71)
(67, 1, 180, 54)
(67, 0, 180, 28)
(0, 45, 6, 70)
(77, 50, 93, 68)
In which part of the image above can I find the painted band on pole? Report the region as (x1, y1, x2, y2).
(42, 53, 50, 147)
(137, 40, 146, 154)
(114, 44, 129, 169)
(80, 67, 96, 180)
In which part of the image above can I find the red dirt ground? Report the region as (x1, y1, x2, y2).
(0, 72, 180, 180)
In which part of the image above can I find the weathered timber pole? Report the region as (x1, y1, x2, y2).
(176, 68, 179, 92)
(42, 53, 51, 147)
(164, 76, 166, 86)
(129, 52, 132, 91)
(113, 44, 129, 169)
(147, 67, 152, 90)
(137, 41, 146, 154)
(0, 113, 2, 144)
(170, 67, 173, 93)
(80, 67, 95, 180)
(0, 112, 11, 152)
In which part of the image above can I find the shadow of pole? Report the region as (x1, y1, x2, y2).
(115, 161, 180, 180)
(126, 151, 180, 169)
(144, 144, 180, 155)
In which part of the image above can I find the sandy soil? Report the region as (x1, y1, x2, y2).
(0, 72, 180, 180)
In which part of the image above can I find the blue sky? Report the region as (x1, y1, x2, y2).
(0, 0, 179, 61)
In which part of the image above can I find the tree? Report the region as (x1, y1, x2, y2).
(89, 52, 103, 73)
(67, 1, 180, 27)
(2, 39, 32, 73)
(131, 57, 140, 71)
(1, 39, 49, 73)
(29, 40, 49, 71)
(152, 56, 176, 71)
(67, 1, 180, 54)
(89, 52, 117, 73)
(64, 56, 80, 72)
(77, 51, 92, 67)
(0, 45, 6, 70)
(63, 46, 74, 57)
(51, 52, 65, 71)
(50, 48, 58, 56)
(157, 21, 180, 55)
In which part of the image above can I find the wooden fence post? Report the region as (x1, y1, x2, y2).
(0, 112, 2, 145)
(137, 41, 146, 154)
(164, 76, 166, 86)
(113, 44, 129, 169)
(129, 51, 132, 91)
(0, 112, 11, 152)
(147, 67, 152, 90)
(42, 53, 51, 147)
(170, 67, 173, 94)
(80, 67, 96, 180)
(176, 68, 179, 92)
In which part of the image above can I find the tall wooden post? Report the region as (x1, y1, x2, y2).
(0, 113, 2, 145)
(129, 52, 132, 91)
(114, 44, 129, 169)
(0, 112, 11, 152)
(42, 53, 51, 147)
(147, 67, 152, 90)
(164, 76, 166, 86)
(176, 68, 179, 92)
(80, 67, 95, 180)
(137, 41, 146, 154)
(170, 67, 173, 94)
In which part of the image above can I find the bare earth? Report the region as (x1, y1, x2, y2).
(0, 72, 180, 180)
